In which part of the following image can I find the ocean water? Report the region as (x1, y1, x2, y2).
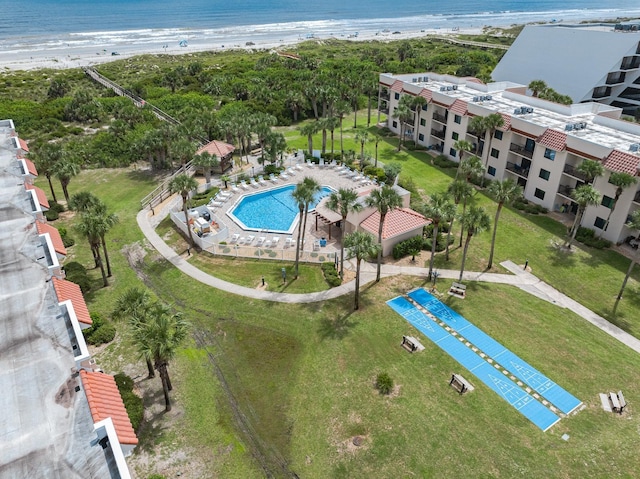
(1, 0, 640, 54)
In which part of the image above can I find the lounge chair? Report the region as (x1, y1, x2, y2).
(256, 236, 266, 246)
(230, 233, 240, 243)
(240, 180, 250, 190)
(258, 175, 267, 186)
(287, 167, 296, 176)
(269, 173, 279, 183)
(271, 236, 280, 247)
(281, 172, 289, 180)
(238, 236, 246, 245)
(210, 201, 224, 208)
(250, 177, 259, 188)
(231, 184, 240, 193)
(245, 235, 255, 244)
(313, 241, 320, 251)
(306, 160, 315, 168)
(285, 237, 293, 248)
(264, 238, 272, 248)
(295, 163, 304, 171)
(339, 168, 350, 176)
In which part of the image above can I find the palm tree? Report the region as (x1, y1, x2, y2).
(112, 287, 155, 378)
(372, 132, 381, 167)
(457, 156, 482, 246)
(130, 302, 189, 412)
(335, 100, 351, 157)
(392, 98, 413, 152)
(422, 192, 456, 279)
(30, 142, 62, 202)
(410, 95, 427, 143)
(51, 157, 81, 203)
(263, 131, 287, 165)
(354, 128, 369, 164)
(92, 202, 119, 278)
(565, 184, 601, 248)
(169, 174, 199, 248)
(365, 185, 403, 282)
(447, 180, 472, 260)
(487, 179, 522, 269)
(299, 122, 320, 156)
(458, 206, 491, 281)
(344, 231, 380, 310)
(577, 159, 605, 185)
(601, 172, 637, 236)
(75, 211, 109, 287)
(192, 151, 219, 186)
(474, 113, 504, 187)
(326, 188, 363, 277)
(528, 80, 548, 97)
(613, 210, 640, 314)
(292, 177, 320, 278)
(453, 139, 473, 178)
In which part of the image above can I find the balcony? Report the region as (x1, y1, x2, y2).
(557, 184, 574, 198)
(430, 129, 445, 140)
(509, 143, 534, 159)
(380, 107, 389, 114)
(406, 118, 415, 127)
(506, 161, 530, 178)
(592, 86, 612, 99)
(633, 190, 640, 204)
(606, 72, 626, 85)
(620, 57, 640, 70)
(563, 164, 588, 182)
(380, 91, 390, 100)
(432, 112, 447, 124)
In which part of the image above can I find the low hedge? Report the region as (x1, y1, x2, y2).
(321, 262, 342, 287)
(83, 312, 116, 346)
(114, 372, 144, 431)
(392, 235, 425, 259)
(433, 154, 458, 169)
(513, 197, 548, 215)
(63, 261, 92, 293)
(575, 227, 612, 249)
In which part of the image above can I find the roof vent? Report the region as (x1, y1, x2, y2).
(565, 124, 574, 131)
(452, 85, 458, 91)
(440, 86, 446, 92)
(473, 96, 479, 102)
(630, 143, 640, 152)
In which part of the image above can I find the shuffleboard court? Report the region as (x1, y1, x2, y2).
(407, 288, 582, 415)
(387, 296, 560, 431)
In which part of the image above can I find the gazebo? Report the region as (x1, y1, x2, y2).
(196, 140, 235, 173)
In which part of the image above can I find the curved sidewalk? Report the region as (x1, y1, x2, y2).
(137, 209, 640, 353)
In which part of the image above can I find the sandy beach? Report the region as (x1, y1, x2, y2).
(0, 27, 484, 72)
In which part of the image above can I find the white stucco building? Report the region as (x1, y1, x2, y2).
(379, 73, 640, 244)
(492, 23, 640, 114)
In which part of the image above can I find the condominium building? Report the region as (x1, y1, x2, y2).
(378, 73, 640, 244)
(492, 23, 640, 114)
(0, 119, 136, 478)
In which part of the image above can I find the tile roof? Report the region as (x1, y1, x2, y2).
(390, 80, 404, 93)
(23, 158, 38, 176)
(450, 99, 468, 116)
(25, 184, 49, 209)
(499, 113, 511, 131)
(36, 221, 67, 256)
(538, 128, 567, 151)
(418, 88, 432, 101)
(18, 138, 29, 152)
(80, 370, 138, 446)
(603, 150, 640, 175)
(52, 277, 92, 325)
(360, 207, 429, 239)
(196, 140, 235, 158)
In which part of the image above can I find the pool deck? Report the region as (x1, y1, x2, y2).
(203, 159, 377, 255)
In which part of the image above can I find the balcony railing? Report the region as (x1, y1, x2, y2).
(509, 143, 534, 159)
(557, 184, 573, 197)
(620, 58, 640, 70)
(633, 190, 640, 204)
(406, 118, 415, 127)
(432, 112, 447, 124)
(505, 161, 530, 178)
(606, 74, 626, 85)
(430, 129, 445, 140)
(380, 108, 389, 114)
(380, 91, 390, 100)
(563, 164, 588, 182)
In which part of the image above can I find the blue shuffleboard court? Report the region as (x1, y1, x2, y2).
(387, 296, 560, 432)
(407, 288, 582, 415)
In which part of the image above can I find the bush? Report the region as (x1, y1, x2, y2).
(363, 165, 386, 182)
(83, 312, 116, 345)
(64, 261, 92, 293)
(575, 227, 612, 249)
(58, 226, 76, 247)
(321, 262, 342, 287)
(115, 373, 144, 431)
(425, 232, 451, 253)
(433, 154, 458, 169)
(44, 209, 59, 221)
(512, 197, 547, 215)
(392, 235, 426, 259)
(375, 372, 394, 395)
(263, 164, 280, 175)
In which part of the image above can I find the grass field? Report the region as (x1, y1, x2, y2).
(36, 120, 640, 478)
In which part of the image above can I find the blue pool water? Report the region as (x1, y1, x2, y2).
(228, 185, 333, 233)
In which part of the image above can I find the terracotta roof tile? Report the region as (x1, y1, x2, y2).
(463, 77, 484, 84)
(36, 221, 67, 256)
(450, 99, 468, 116)
(499, 113, 511, 131)
(419, 88, 432, 101)
(18, 138, 29, 152)
(52, 277, 92, 325)
(80, 370, 138, 446)
(390, 80, 404, 93)
(23, 158, 38, 176)
(360, 207, 429, 239)
(25, 184, 50, 209)
(196, 140, 235, 158)
(537, 129, 567, 151)
(603, 150, 640, 175)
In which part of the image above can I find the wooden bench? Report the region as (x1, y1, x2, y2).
(448, 282, 467, 299)
(401, 335, 424, 353)
(449, 374, 474, 395)
(613, 391, 627, 414)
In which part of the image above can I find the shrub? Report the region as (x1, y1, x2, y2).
(263, 164, 280, 175)
(575, 227, 612, 249)
(433, 155, 458, 169)
(50, 201, 66, 213)
(375, 372, 394, 395)
(363, 165, 386, 182)
(115, 373, 144, 431)
(321, 262, 342, 287)
(114, 372, 134, 392)
(58, 226, 76, 247)
(64, 261, 92, 293)
(83, 312, 116, 345)
(44, 209, 59, 221)
(513, 197, 547, 215)
(392, 235, 426, 259)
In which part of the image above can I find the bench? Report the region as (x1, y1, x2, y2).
(449, 374, 474, 395)
(612, 391, 627, 414)
(401, 335, 425, 353)
(448, 282, 467, 299)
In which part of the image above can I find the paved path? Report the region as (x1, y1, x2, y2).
(137, 209, 640, 353)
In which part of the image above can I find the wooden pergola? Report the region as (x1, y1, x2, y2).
(314, 197, 342, 239)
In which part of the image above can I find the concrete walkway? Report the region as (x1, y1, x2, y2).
(137, 209, 640, 354)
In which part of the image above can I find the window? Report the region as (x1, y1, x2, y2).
(392, 121, 398, 128)
(452, 132, 459, 141)
(539, 168, 550, 181)
(594, 216, 607, 229)
(488, 166, 496, 176)
(494, 130, 503, 140)
(449, 148, 457, 157)
(422, 104, 428, 111)
(490, 148, 499, 159)
(601, 195, 615, 208)
(418, 133, 424, 141)
(420, 118, 426, 126)
(544, 148, 556, 160)
(525, 138, 536, 153)
(454, 114, 462, 124)
(394, 92, 400, 100)
(534, 188, 546, 200)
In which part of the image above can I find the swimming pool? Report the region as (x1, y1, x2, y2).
(227, 184, 333, 234)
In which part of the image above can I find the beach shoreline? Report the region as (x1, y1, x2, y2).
(1, 26, 488, 72)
